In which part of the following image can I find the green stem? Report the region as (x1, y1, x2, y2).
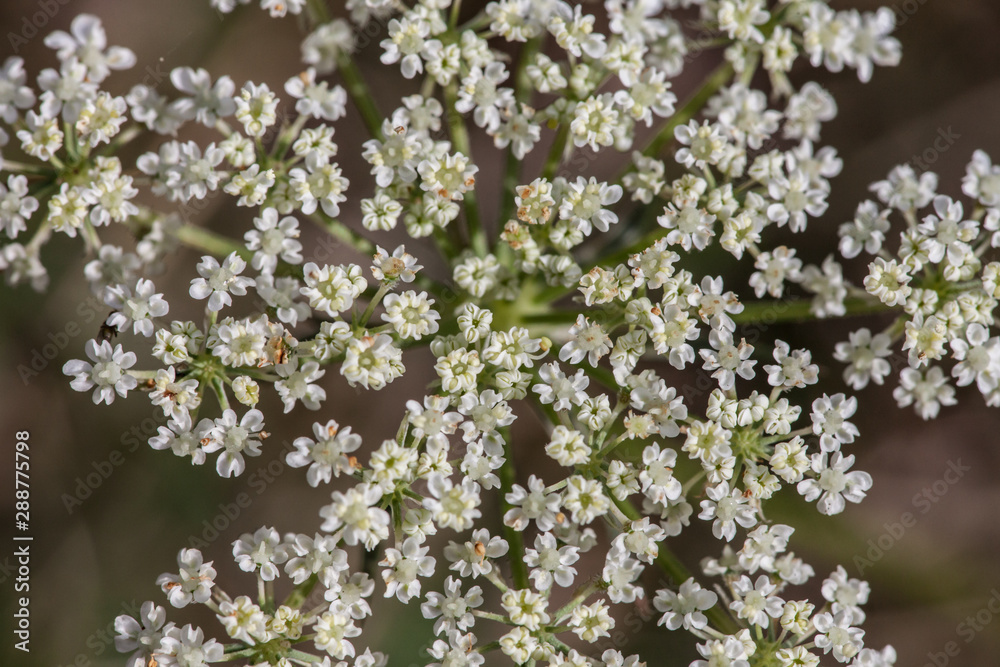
(336, 53, 384, 141)
(552, 579, 601, 620)
(1, 160, 54, 176)
(211, 376, 230, 411)
(304, 0, 330, 24)
(448, 0, 463, 30)
(100, 124, 143, 158)
(173, 224, 252, 261)
(731, 296, 893, 326)
(307, 211, 376, 256)
(541, 121, 571, 182)
(499, 428, 529, 590)
(613, 495, 738, 634)
(638, 59, 734, 161)
(283, 574, 318, 610)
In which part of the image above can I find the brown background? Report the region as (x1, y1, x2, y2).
(1, 0, 1000, 665)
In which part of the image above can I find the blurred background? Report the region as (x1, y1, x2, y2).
(1, 0, 1000, 665)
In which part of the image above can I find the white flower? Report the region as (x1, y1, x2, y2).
(104, 278, 169, 337)
(545, 425, 590, 466)
(284, 67, 346, 120)
(320, 483, 390, 550)
(114, 601, 172, 667)
(156, 548, 216, 608)
(201, 408, 265, 477)
(301, 19, 356, 74)
(189, 252, 255, 312)
(844, 7, 902, 83)
(558, 177, 623, 235)
(674, 120, 727, 169)
(822, 565, 871, 623)
(563, 475, 610, 525)
(764, 340, 819, 388)
(811, 394, 860, 452)
(423, 474, 482, 531)
(963, 149, 1000, 206)
(285, 533, 349, 585)
(654, 578, 718, 631)
(700, 330, 756, 391)
(532, 362, 590, 411)
(0, 175, 38, 239)
(301, 262, 366, 316)
(766, 169, 829, 233)
(504, 475, 561, 532)
(287, 419, 361, 486)
(361, 193, 403, 232)
(62, 339, 137, 405)
(739, 524, 794, 573)
(730, 574, 784, 627)
(698, 482, 757, 541)
(380, 17, 430, 79)
(797, 452, 873, 515)
(813, 610, 865, 663)
(224, 164, 275, 206)
(157, 624, 224, 667)
(313, 606, 361, 659)
(407, 395, 462, 449)
(570, 93, 620, 151)
(150, 367, 201, 421)
(44, 14, 136, 82)
(750, 246, 802, 298)
(834, 328, 895, 390)
(275, 357, 326, 413)
(326, 571, 376, 620)
(17, 110, 64, 160)
(421, 576, 483, 636)
(568, 600, 615, 642)
(892, 366, 957, 419)
(870, 163, 937, 211)
(951, 323, 1000, 394)
(443, 528, 509, 578)
(289, 161, 350, 216)
(381, 537, 435, 603)
(840, 200, 891, 259)
(524, 531, 579, 591)
(455, 62, 514, 133)
(170, 67, 236, 125)
(234, 81, 277, 137)
(232, 526, 287, 581)
(244, 208, 302, 274)
(499, 626, 538, 664)
(75, 92, 127, 146)
(550, 3, 607, 58)
(640, 442, 682, 504)
(382, 291, 439, 340)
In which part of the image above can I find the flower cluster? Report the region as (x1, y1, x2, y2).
(0, 0, 988, 666)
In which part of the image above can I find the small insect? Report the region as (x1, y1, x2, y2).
(97, 312, 118, 342)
